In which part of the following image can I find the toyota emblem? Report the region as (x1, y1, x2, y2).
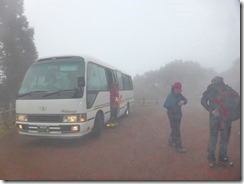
(39, 106, 47, 111)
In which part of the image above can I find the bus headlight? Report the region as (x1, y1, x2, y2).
(16, 114, 28, 122)
(63, 115, 77, 123)
(18, 124, 23, 129)
(63, 114, 86, 123)
(78, 114, 87, 122)
(71, 125, 79, 132)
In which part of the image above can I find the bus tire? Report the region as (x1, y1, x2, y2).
(124, 103, 130, 117)
(91, 112, 103, 138)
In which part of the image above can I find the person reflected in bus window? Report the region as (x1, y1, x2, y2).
(109, 83, 120, 125)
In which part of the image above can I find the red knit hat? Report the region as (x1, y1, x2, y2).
(173, 82, 182, 92)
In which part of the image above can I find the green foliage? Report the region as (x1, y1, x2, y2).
(0, 0, 38, 106)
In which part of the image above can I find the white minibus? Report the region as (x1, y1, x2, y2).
(16, 55, 134, 138)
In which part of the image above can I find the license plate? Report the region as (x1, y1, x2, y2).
(38, 126, 48, 133)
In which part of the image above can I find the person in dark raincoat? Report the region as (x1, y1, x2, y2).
(163, 82, 187, 153)
(201, 76, 235, 168)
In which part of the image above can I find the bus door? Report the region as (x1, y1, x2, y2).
(115, 70, 125, 117)
(106, 69, 120, 117)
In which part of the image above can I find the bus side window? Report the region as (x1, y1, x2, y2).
(123, 74, 131, 90)
(87, 63, 98, 108)
(87, 62, 108, 108)
(87, 64, 99, 91)
(106, 69, 114, 89)
(97, 66, 107, 90)
(129, 76, 133, 90)
(116, 71, 124, 90)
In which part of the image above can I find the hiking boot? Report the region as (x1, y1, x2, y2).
(208, 161, 217, 168)
(168, 141, 176, 147)
(176, 147, 186, 153)
(110, 122, 118, 127)
(106, 122, 117, 127)
(217, 158, 234, 167)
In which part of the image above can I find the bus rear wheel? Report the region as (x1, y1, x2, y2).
(124, 104, 130, 117)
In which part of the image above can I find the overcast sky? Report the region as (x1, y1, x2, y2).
(23, 0, 240, 77)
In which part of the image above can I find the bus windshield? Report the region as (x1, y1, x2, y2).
(18, 59, 85, 99)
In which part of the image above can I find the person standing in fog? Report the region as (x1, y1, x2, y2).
(201, 76, 236, 168)
(163, 82, 187, 153)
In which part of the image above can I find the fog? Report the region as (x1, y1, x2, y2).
(24, 0, 240, 77)
(0, 1, 241, 180)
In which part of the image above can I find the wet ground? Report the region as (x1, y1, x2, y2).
(0, 105, 241, 181)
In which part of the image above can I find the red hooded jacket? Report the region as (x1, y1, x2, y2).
(109, 83, 120, 109)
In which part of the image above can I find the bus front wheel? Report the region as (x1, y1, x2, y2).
(91, 112, 103, 138)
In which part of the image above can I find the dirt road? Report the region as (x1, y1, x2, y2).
(0, 105, 241, 181)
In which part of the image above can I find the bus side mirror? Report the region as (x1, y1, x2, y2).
(77, 76, 85, 88)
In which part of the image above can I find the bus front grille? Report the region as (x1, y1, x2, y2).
(28, 115, 62, 123)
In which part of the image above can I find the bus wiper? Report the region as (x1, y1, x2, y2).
(18, 91, 47, 97)
(42, 89, 78, 97)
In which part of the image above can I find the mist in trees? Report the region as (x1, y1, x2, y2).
(220, 58, 240, 93)
(133, 58, 240, 108)
(0, 0, 240, 111)
(0, 0, 37, 106)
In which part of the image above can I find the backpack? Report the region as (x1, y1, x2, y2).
(212, 84, 240, 121)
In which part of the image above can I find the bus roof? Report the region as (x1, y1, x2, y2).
(36, 55, 130, 76)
